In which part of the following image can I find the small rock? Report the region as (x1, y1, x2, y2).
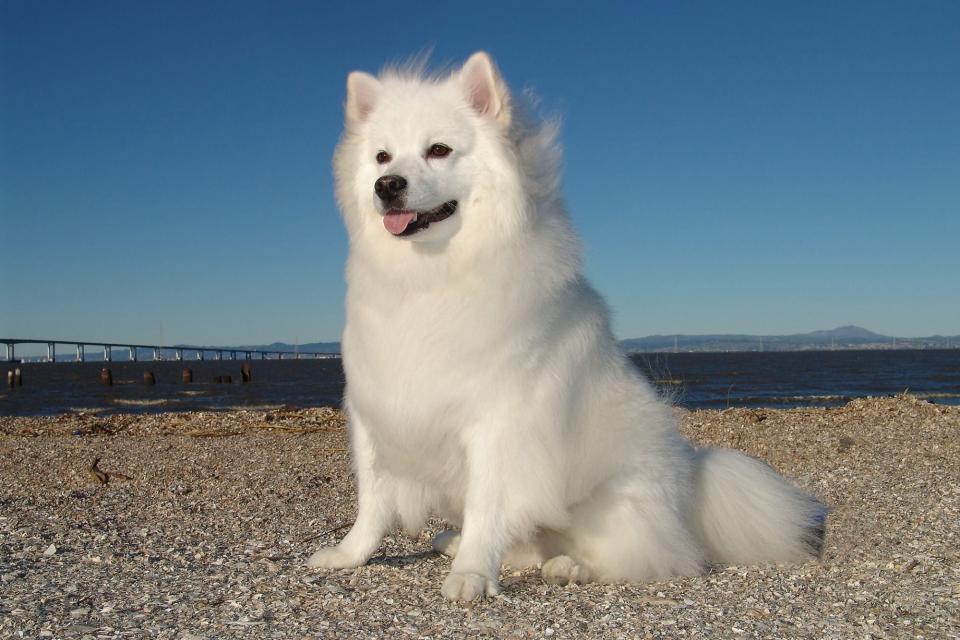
(169, 483, 192, 496)
(348, 568, 362, 587)
(900, 558, 919, 573)
(43, 544, 57, 556)
(639, 596, 679, 607)
(63, 626, 97, 634)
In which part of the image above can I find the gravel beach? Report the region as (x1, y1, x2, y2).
(1, 396, 957, 639)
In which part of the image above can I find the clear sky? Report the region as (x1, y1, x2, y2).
(2, 1, 958, 349)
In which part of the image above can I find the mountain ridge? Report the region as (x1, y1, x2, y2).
(619, 325, 957, 352)
(224, 326, 958, 354)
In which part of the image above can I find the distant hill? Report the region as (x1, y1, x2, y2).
(210, 341, 341, 354)
(619, 326, 959, 353)
(231, 326, 957, 354)
(805, 325, 884, 340)
(198, 327, 960, 354)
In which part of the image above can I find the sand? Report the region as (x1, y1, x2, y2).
(1, 396, 958, 639)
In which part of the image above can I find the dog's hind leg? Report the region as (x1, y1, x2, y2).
(541, 554, 591, 585)
(432, 530, 461, 558)
(504, 539, 547, 569)
(556, 480, 704, 583)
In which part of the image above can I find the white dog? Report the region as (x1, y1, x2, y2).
(308, 52, 825, 602)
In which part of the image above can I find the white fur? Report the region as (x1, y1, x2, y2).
(307, 52, 825, 602)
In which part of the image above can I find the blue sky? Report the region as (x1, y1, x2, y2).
(2, 1, 958, 349)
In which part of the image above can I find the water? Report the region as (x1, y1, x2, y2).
(1, 350, 958, 416)
(0, 359, 345, 417)
(630, 349, 960, 409)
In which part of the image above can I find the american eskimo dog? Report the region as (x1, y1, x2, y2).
(307, 52, 825, 602)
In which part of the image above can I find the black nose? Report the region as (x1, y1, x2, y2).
(374, 175, 407, 201)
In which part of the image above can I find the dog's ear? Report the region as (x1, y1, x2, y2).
(345, 71, 382, 123)
(459, 52, 511, 126)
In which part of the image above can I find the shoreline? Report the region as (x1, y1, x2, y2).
(1, 396, 958, 637)
(4, 350, 960, 419)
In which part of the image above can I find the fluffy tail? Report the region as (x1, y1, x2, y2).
(691, 448, 826, 565)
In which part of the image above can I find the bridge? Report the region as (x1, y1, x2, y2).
(1, 338, 339, 363)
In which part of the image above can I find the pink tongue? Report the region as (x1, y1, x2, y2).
(384, 211, 416, 235)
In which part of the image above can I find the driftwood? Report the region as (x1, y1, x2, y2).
(88, 457, 132, 485)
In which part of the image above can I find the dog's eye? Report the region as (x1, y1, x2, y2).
(376, 151, 391, 164)
(426, 143, 452, 159)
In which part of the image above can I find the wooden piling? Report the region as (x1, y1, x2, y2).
(143, 371, 156, 385)
(6, 371, 13, 388)
(14, 367, 22, 387)
(182, 368, 193, 384)
(222, 375, 232, 384)
(100, 368, 113, 386)
(214, 376, 223, 384)
(241, 362, 252, 383)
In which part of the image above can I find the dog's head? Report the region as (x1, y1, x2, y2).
(335, 52, 524, 249)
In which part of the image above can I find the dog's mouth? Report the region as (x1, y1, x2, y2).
(383, 201, 458, 237)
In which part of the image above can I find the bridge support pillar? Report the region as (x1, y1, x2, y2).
(77, 344, 85, 362)
(5, 343, 14, 362)
(129, 347, 137, 362)
(104, 345, 112, 362)
(47, 342, 55, 362)
(176, 349, 183, 361)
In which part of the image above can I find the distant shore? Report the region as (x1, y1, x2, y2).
(8, 345, 960, 363)
(1, 395, 957, 637)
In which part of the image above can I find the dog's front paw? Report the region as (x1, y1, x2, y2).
(306, 545, 368, 570)
(441, 571, 500, 602)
